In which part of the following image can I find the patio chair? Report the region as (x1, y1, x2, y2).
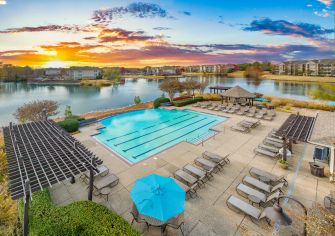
(242, 176, 284, 194)
(192, 102, 201, 107)
(170, 177, 197, 199)
(183, 164, 209, 185)
(263, 115, 273, 121)
(236, 183, 280, 207)
(130, 204, 149, 229)
(231, 125, 250, 133)
(263, 139, 283, 148)
(258, 144, 279, 153)
(174, 170, 200, 191)
(80, 164, 110, 184)
(254, 148, 278, 158)
(195, 156, 221, 173)
(226, 195, 268, 223)
(164, 214, 185, 236)
(93, 173, 119, 196)
(268, 110, 276, 117)
(255, 113, 264, 119)
(266, 137, 283, 144)
(202, 151, 230, 166)
(249, 167, 288, 186)
(222, 104, 233, 112)
(246, 110, 256, 117)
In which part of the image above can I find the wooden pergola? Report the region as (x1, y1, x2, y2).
(275, 113, 315, 160)
(209, 86, 232, 94)
(3, 120, 102, 236)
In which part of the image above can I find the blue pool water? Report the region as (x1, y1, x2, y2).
(94, 109, 226, 164)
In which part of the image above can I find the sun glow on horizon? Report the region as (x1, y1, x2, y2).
(43, 60, 69, 68)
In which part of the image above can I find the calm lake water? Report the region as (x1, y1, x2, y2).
(0, 76, 330, 126)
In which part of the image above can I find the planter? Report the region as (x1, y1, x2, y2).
(278, 160, 289, 169)
(309, 162, 324, 177)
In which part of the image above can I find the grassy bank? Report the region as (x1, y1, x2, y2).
(262, 74, 335, 83)
(226, 71, 245, 77)
(80, 79, 119, 87)
(264, 96, 335, 111)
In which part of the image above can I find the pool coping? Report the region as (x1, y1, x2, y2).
(90, 108, 228, 166)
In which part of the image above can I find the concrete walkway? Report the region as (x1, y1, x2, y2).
(50, 105, 334, 236)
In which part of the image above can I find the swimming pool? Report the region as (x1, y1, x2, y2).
(94, 109, 226, 164)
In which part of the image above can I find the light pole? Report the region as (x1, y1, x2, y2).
(264, 196, 307, 236)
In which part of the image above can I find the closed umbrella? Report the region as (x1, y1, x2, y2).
(130, 174, 185, 222)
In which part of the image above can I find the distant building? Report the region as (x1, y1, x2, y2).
(274, 59, 335, 77)
(69, 67, 102, 80)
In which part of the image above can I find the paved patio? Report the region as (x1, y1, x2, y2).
(49, 105, 334, 235)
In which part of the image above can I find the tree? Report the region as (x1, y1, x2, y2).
(95, 72, 103, 80)
(198, 81, 209, 94)
(244, 66, 263, 79)
(159, 79, 182, 101)
(181, 80, 200, 95)
(64, 105, 73, 119)
(103, 69, 120, 81)
(134, 96, 141, 105)
(14, 100, 59, 123)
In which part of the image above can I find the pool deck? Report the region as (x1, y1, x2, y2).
(49, 104, 334, 236)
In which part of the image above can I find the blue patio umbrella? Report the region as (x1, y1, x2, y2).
(130, 174, 185, 222)
(328, 101, 335, 106)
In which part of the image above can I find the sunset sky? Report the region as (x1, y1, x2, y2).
(0, 0, 334, 67)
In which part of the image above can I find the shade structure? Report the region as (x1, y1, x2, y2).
(130, 174, 185, 222)
(220, 85, 256, 99)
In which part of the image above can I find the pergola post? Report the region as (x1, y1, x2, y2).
(282, 137, 287, 161)
(88, 157, 96, 201)
(23, 179, 30, 236)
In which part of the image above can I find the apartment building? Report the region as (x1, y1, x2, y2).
(69, 67, 102, 80)
(274, 59, 335, 76)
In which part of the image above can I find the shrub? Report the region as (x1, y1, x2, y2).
(64, 105, 73, 119)
(19, 190, 140, 236)
(133, 96, 141, 105)
(201, 93, 221, 101)
(172, 95, 192, 101)
(153, 97, 170, 108)
(57, 119, 79, 133)
(173, 97, 203, 107)
(66, 115, 85, 121)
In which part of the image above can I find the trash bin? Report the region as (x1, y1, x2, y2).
(309, 162, 325, 177)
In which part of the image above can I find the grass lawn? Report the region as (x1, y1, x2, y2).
(262, 74, 335, 83)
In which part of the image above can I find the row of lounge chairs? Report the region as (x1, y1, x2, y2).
(254, 129, 284, 158)
(80, 164, 119, 200)
(173, 152, 230, 199)
(193, 102, 276, 120)
(226, 167, 287, 223)
(231, 119, 261, 133)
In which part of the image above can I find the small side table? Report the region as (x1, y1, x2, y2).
(248, 195, 261, 207)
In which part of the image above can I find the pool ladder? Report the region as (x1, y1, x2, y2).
(186, 130, 218, 146)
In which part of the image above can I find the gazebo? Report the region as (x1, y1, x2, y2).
(220, 85, 256, 105)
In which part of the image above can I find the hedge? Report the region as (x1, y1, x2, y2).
(19, 189, 140, 236)
(153, 97, 170, 108)
(172, 95, 192, 101)
(173, 97, 203, 107)
(57, 119, 79, 133)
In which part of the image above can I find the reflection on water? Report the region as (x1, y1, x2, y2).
(0, 76, 330, 126)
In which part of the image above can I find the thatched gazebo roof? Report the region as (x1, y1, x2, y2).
(220, 85, 256, 98)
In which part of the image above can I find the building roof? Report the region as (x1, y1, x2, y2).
(3, 120, 102, 199)
(276, 114, 315, 142)
(309, 112, 335, 147)
(220, 85, 256, 98)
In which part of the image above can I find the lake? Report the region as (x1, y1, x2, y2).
(0, 76, 330, 126)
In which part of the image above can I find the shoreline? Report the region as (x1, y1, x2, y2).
(261, 74, 335, 83)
